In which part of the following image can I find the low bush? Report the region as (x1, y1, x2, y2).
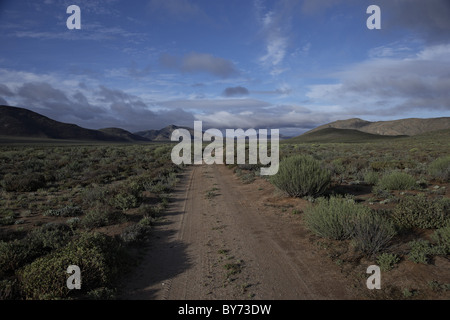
(138, 204, 163, 218)
(376, 253, 400, 271)
(430, 223, 450, 256)
(351, 213, 396, 257)
(17, 232, 129, 299)
(370, 161, 394, 172)
(44, 205, 83, 217)
(2, 173, 46, 192)
(0, 278, 20, 300)
(303, 196, 371, 240)
(0, 211, 16, 226)
(363, 170, 379, 185)
(108, 181, 143, 211)
(81, 204, 126, 229)
(271, 155, 331, 198)
(391, 194, 450, 229)
(0, 240, 34, 276)
(111, 193, 140, 211)
(144, 172, 178, 194)
(0, 223, 73, 276)
(28, 223, 73, 251)
(428, 155, 450, 182)
(304, 195, 396, 256)
(66, 217, 81, 229)
(85, 287, 117, 300)
(407, 226, 449, 264)
(408, 239, 432, 264)
(376, 171, 417, 191)
(120, 222, 151, 245)
(82, 185, 107, 206)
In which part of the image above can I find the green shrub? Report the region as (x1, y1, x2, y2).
(153, 145, 172, 159)
(2, 173, 46, 192)
(303, 196, 371, 240)
(363, 170, 379, 185)
(108, 182, 142, 211)
(120, 223, 151, 245)
(0, 211, 16, 226)
(428, 155, 450, 182)
(82, 185, 107, 206)
(407, 226, 449, 265)
(44, 205, 83, 217)
(271, 155, 331, 198)
(376, 253, 400, 271)
(66, 217, 81, 229)
(391, 194, 450, 229)
(81, 205, 125, 229)
(330, 159, 345, 175)
(0, 278, 20, 300)
(408, 239, 432, 264)
(111, 193, 140, 211)
(0, 223, 73, 276)
(138, 215, 153, 227)
(144, 172, 178, 194)
(17, 232, 128, 299)
(370, 161, 392, 172)
(430, 223, 450, 256)
(351, 213, 396, 257)
(0, 240, 34, 276)
(28, 223, 73, 251)
(86, 287, 117, 300)
(137, 204, 163, 218)
(376, 171, 417, 191)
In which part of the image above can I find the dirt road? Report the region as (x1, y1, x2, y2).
(120, 164, 361, 300)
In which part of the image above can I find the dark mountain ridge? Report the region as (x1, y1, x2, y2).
(0, 105, 144, 142)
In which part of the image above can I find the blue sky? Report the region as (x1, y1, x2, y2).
(1, 0, 450, 135)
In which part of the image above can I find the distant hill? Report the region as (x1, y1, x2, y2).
(286, 127, 406, 144)
(135, 126, 291, 141)
(99, 127, 150, 142)
(0, 105, 145, 142)
(405, 128, 450, 142)
(134, 125, 195, 141)
(306, 117, 450, 136)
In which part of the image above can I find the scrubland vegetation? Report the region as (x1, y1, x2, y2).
(1, 130, 449, 300)
(0, 143, 181, 299)
(234, 133, 450, 298)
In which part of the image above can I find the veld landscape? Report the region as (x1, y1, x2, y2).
(0, 105, 449, 300)
(1, 0, 450, 305)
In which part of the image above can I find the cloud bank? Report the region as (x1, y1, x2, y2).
(160, 52, 238, 78)
(306, 44, 450, 117)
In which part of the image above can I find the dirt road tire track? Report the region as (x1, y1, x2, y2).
(120, 164, 360, 300)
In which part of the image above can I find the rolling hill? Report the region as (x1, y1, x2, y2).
(99, 128, 150, 142)
(3, 104, 449, 144)
(285, 127, 407, 144)
(0, 105, 146, 142)
(305, 117, 450, 136)
(134, 125, 195, 141)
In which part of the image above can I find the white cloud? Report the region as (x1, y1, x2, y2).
(255, 2, 291, 75)
(416, 43, 450, 61)
(260, 36, 288, 67)
(194, 104, 334, 131)
(306, 44, 450, 117)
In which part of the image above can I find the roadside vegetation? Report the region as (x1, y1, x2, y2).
(232, 133, 450, 299)
(0, 143, 182, 300)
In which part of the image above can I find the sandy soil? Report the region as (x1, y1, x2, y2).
(120, 164, 364, 300)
